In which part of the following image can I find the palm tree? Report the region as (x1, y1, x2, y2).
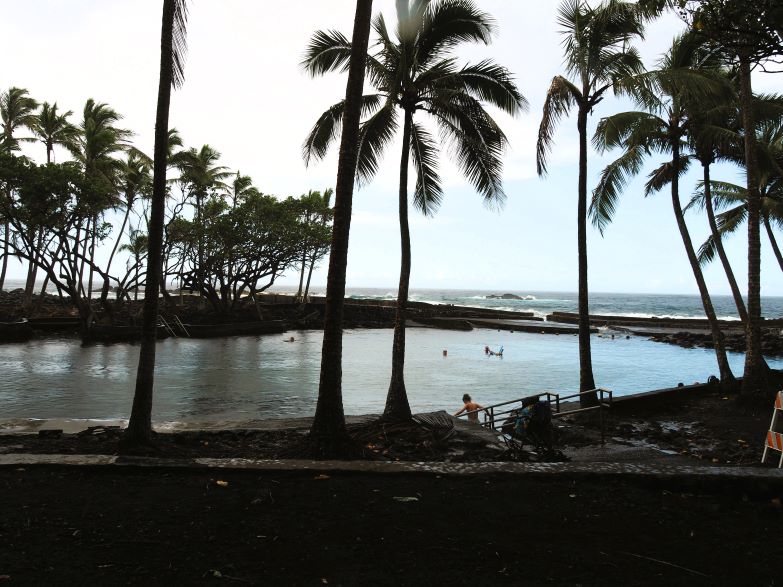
(537, 0, 648, 406)
(70, 99, 131, 301)
(295, 189, 332, 302)
(124, 0, 189, 448)
(0, 87, 38, 152)
(102, 153, 152, 302)
(303, 0, 525, 421)
(176, 144, 231, 296)
(0, 87, 39, 292)
(32, 102, 79, 164)
(592, 32, 737, 384)
(23, 102, 80, 306)
(306, 0, 374, 450)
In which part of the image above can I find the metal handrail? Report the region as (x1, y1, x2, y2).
(172, 315, 190, 337)
(457, 387, 613, 444)
(157, 315, 177, 337)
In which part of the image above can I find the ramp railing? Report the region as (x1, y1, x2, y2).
(458, 387, 613, 444)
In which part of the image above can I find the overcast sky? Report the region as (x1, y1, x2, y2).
(4, 1, 782, 297)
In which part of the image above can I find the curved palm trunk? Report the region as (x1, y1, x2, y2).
(384, 109, 414, 422)
(672, 140, 734, 383)
(764, 215, 783, 273)
(703, 164, 747, 322)
(310, 0, 374, 446)
(577, 106, 597, 406)
(124, 0, 178, 447)
(738, 54, 767, 396)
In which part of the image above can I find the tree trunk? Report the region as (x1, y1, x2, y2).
(672, 139, 734, 383)
(304, 254, 317, 301)
(764, 215, 783, 273)
(34, 274, 50, 313)
(384, 108, 414, 422)
(124, 0, 178, 448)
(703, 164, 747, 322)
(310, 0, 373, 447)
(23, 229, 42, 309)
(297, 251, 307, 301)
(738, 54, 767, 396)
(0, 221, 8, 291)
(87, 215, 97, 301)
(577, 106, 597, 406)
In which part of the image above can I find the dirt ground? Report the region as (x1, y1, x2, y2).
(1, 467, 781, 586)
(2, 387, 782, 585)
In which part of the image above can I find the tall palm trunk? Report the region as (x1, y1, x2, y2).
(703, 164, 748, 322)
(125, 0, 178, 447)
(0, 221, 8, 291)
(738, 53, 766, 396)
(577, 106, 597, 406)
(672, 136, 734, 383)
(764, 215, 783, 273)
(384, 108, 414, 422)
(310, 0, 373, 445)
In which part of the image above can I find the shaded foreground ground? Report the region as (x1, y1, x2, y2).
(1, 466, 781, 585)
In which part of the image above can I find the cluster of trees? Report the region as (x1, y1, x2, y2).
(0, 89, 333, 326)
(537, 0, 783, 404)
(307, 0, 782, 451)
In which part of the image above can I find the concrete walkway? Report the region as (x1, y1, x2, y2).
(2, 452, 782, 484)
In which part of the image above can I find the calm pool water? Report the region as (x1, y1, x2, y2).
(0, 327, 778, 426)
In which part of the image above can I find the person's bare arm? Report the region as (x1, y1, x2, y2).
(454, 406, 466, 416)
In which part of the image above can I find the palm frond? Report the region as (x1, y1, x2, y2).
(355, 101, 398, 186)
(433, 95, 506, 207)
(644, 155, 691, 196)
(302, 94, 383, 166)
(715, 205, 748, 237)
(697, 234, 718, 265)
(171, 0, 190, 89)
(536, 76, 580, 176)
(708, 181, 748, 210)
(409, 121, 443, 216)
(301, 29, 353, 76)
(592, 110, 663, 153)
(590, 144, 646, 233)
(417, 0, 494, 66)
(453, 59, 528, 116)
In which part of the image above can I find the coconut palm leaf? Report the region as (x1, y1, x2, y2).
(355, 101, 398, 186)
(416, 0, 494, 66)
(536, 76, 580, 176)
(301, 30, 354, 76)
(644, 156, 692, 196)
(409, 121, 442, 215)
(171, 0, 189, 89)
(454, 60, 528, 115)
(303, 94, 384, 166)
(590, 145, 646, 233)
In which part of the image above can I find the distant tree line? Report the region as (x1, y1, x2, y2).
(0, 90, 332, 328)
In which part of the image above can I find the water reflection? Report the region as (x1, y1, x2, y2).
(1, 328, 780, 424)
